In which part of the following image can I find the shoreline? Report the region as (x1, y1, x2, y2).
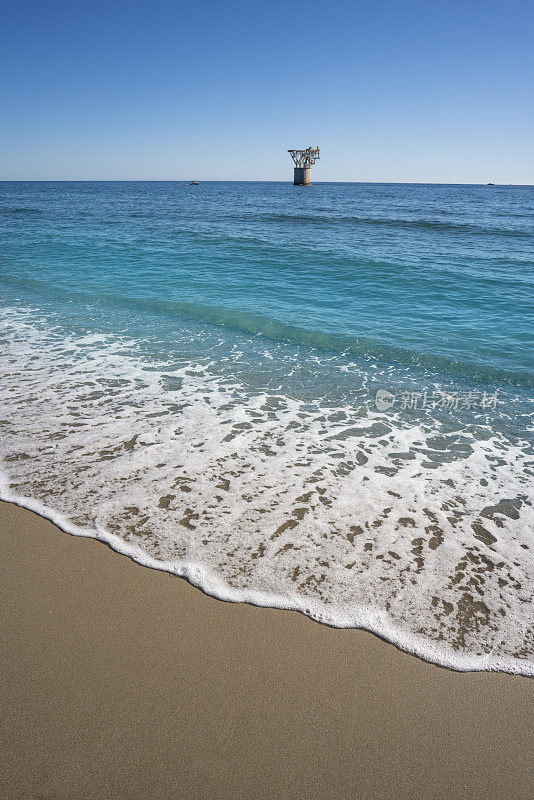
(2, 491, 531, 677)
(1, 499, 533, 799)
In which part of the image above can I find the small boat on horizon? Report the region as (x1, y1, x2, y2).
(189, 180, 199, 185)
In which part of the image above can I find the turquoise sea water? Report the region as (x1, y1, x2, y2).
(1, 181, 533, 673)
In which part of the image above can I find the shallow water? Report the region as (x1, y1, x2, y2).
(1, 181, 532, 673)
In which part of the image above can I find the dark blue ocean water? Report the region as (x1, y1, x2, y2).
(1, 181, 532, 385)
(1, 182, 533, 673)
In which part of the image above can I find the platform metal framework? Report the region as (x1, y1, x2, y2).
(288, 146, 320, 185)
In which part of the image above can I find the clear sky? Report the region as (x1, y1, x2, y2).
(1, 0, 533, 183)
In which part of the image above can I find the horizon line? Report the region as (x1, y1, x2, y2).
(1, 179, 532, 186)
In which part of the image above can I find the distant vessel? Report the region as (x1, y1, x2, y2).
(487, 182, 495, 185)
(189, 180, 199, 186)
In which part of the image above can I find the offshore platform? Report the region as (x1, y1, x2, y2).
(288, 146, 320, 185)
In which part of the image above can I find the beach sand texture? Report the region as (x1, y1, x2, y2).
(1, 500, 533, 800)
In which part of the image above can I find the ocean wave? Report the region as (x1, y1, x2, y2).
(0, 206, 43, 215)
(0, 278, 531, 387)
(1, 308, 532, 675)
(216, 210, 533, 237)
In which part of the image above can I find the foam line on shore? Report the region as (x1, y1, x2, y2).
(1, 484, 532, 677)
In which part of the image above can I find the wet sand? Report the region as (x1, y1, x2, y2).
(1, 499, 532, 800)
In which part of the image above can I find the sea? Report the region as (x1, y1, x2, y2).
(0, 181, 532, 674)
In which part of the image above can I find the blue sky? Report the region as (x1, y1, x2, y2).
(1, 0, 533, 182)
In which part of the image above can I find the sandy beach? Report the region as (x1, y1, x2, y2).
(1, 499, 532, 799)
(3, 0, 533, 794)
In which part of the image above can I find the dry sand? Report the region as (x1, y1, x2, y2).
(1, 499, 532, 799)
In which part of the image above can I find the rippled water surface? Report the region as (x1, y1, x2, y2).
(1, 181, 532, 673)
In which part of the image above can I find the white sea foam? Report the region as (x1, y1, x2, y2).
(0, 307, 532, 674)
